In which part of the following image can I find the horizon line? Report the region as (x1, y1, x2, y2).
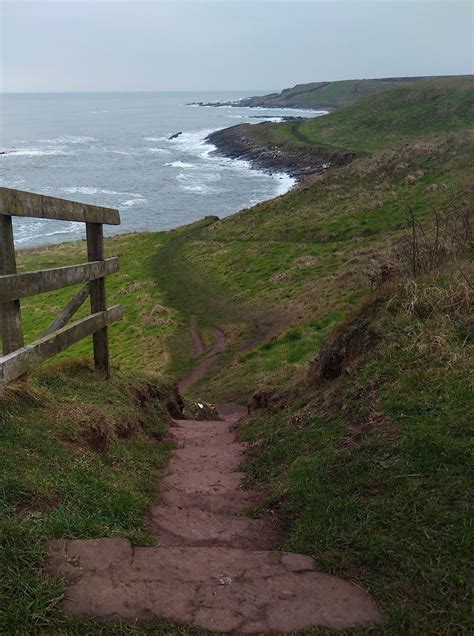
(1, 73, 472, 96)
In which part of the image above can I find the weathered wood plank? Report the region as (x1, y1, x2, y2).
(86, 223, 110, 376)
(0, 215, 24, 354)
(0, 305, 123, 385)
(0, 187, 120, 225)
(0, 257, 119, 302)
(43, 284, 90, 336)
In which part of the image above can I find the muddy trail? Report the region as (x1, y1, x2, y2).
(178, 318, 227, 393)
(48, 401, 381, 632)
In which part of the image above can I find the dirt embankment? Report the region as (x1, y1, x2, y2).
(207, 123, 357, 184)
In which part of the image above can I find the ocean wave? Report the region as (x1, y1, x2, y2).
(2, 148, 72, 157)
(60, 186, 147, 204)
(38, 135, 97, 144)
(14, 219, 80, 244)
(121, 197, 148, 208)
(178, 183, 220, 195)
(61, 186, 100, 195)
(148, 147, 171, 154)
(165, 160, 196, 169)
(177, 171, 221, 186)
(273, 172, 297, 196)
(168, 128, 219, 160)
(144, 136, 168, 142)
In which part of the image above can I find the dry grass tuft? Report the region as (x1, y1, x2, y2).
(395, 275, 472, 322)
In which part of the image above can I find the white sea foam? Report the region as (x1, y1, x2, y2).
(121, 197, 148, 208)
(61, 186, 102, 195)
(179, 183, 219, 195)
(60, 187, 147, 206)
(169, 128, 219, 160)
(273, 172, 297, 196)
(110, 150, 133, 156)
(165, 160, 196, 169)
(148, 147, 171, 154)
(14, 220, 79, 244)
(38, 135, 96, 144)
(144, 136, 168, 142)
(2, 148, 71, 157)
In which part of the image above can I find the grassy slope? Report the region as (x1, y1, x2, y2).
(241, 75, 461, 109)
(165, 79, 473, 401)
(242, 267, 473, 634)
(247, 77, 474, 152)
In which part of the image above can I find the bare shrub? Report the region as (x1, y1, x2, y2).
(396, 203, 473, 278)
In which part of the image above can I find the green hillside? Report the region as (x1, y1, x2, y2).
(1, 77, 473, 634)
(148, 78, 473, 632)
(246, 76, 474, 152)
(239, 74, 469, 109)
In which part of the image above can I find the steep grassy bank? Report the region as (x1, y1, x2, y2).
(0, 363, 188, 634)
(241, 263, 473, 634)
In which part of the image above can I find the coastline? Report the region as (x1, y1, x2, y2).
(206, 123, 357, 185)
(188, 99, 335, 113)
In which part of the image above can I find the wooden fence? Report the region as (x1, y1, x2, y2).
(0, 187, 123, 387)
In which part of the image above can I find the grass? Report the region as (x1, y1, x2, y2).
(1, 76, 472, 633)
(240, 267, 473, 634)
(159, 127, 472, 398)
(0, 361, 191, 634)
(16, 232, 180, 374)
(246, 77, 474, 153)
(241, 75, 465, 110)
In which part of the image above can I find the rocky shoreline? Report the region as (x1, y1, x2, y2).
(188, 99, 333, 112)
(207, 123, 357, 185)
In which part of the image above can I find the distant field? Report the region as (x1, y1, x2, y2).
(239, 74, 470, 109)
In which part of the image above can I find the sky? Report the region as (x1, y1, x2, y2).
(1, 0, 472, 93)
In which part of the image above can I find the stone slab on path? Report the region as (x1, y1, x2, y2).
(48, 539, 382, 633)
(47, 404, 382, 632)
(150, 505, 277, 549)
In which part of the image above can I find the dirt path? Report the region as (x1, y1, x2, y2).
(48, 405, 382, 633)
(190, 315, 206, 357)
(178, 324, 227, 393)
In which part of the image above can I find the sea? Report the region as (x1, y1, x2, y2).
(0, 91, 324, 248)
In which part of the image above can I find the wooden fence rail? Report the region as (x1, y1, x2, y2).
(0, 187, 123, 387)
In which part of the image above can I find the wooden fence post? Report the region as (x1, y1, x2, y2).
(0, 215, 24, 355)
(86, 222, 110, 377)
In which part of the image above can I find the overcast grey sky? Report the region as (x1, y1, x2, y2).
(1, 0, 472, 93)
